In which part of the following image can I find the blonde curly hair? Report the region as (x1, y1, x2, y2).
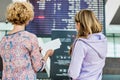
(6, 2, 34, 25)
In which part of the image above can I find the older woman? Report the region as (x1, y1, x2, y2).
(0, 2, 53, 80)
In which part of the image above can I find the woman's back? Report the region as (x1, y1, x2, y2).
(0, 31, 43, 80)
(68, 33, 107, 80)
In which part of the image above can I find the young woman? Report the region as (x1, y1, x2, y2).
(0, 2, 53, 80)
(68, 10, 107, 80)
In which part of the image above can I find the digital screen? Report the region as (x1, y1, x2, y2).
(51, 29, 76, 80)
(26, 0, 105, 37)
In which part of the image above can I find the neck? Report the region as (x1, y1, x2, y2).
(8, 24, 25, 34)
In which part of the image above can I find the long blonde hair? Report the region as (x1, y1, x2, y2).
(75, 10, 102, 38)
(69, 10, 102, 55)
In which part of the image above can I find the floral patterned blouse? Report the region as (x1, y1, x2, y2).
(0, 31, 45, 80)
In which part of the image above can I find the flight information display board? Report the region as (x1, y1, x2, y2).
(26, 0, 105, 37)
(51, 29, 76, 80)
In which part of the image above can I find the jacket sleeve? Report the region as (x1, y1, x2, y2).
(68, 41, 86, 79)
(30, 35, 46, 72)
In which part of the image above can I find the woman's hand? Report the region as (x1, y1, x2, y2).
(43, 49, 54, 61)
(46, 49, 54, 57)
